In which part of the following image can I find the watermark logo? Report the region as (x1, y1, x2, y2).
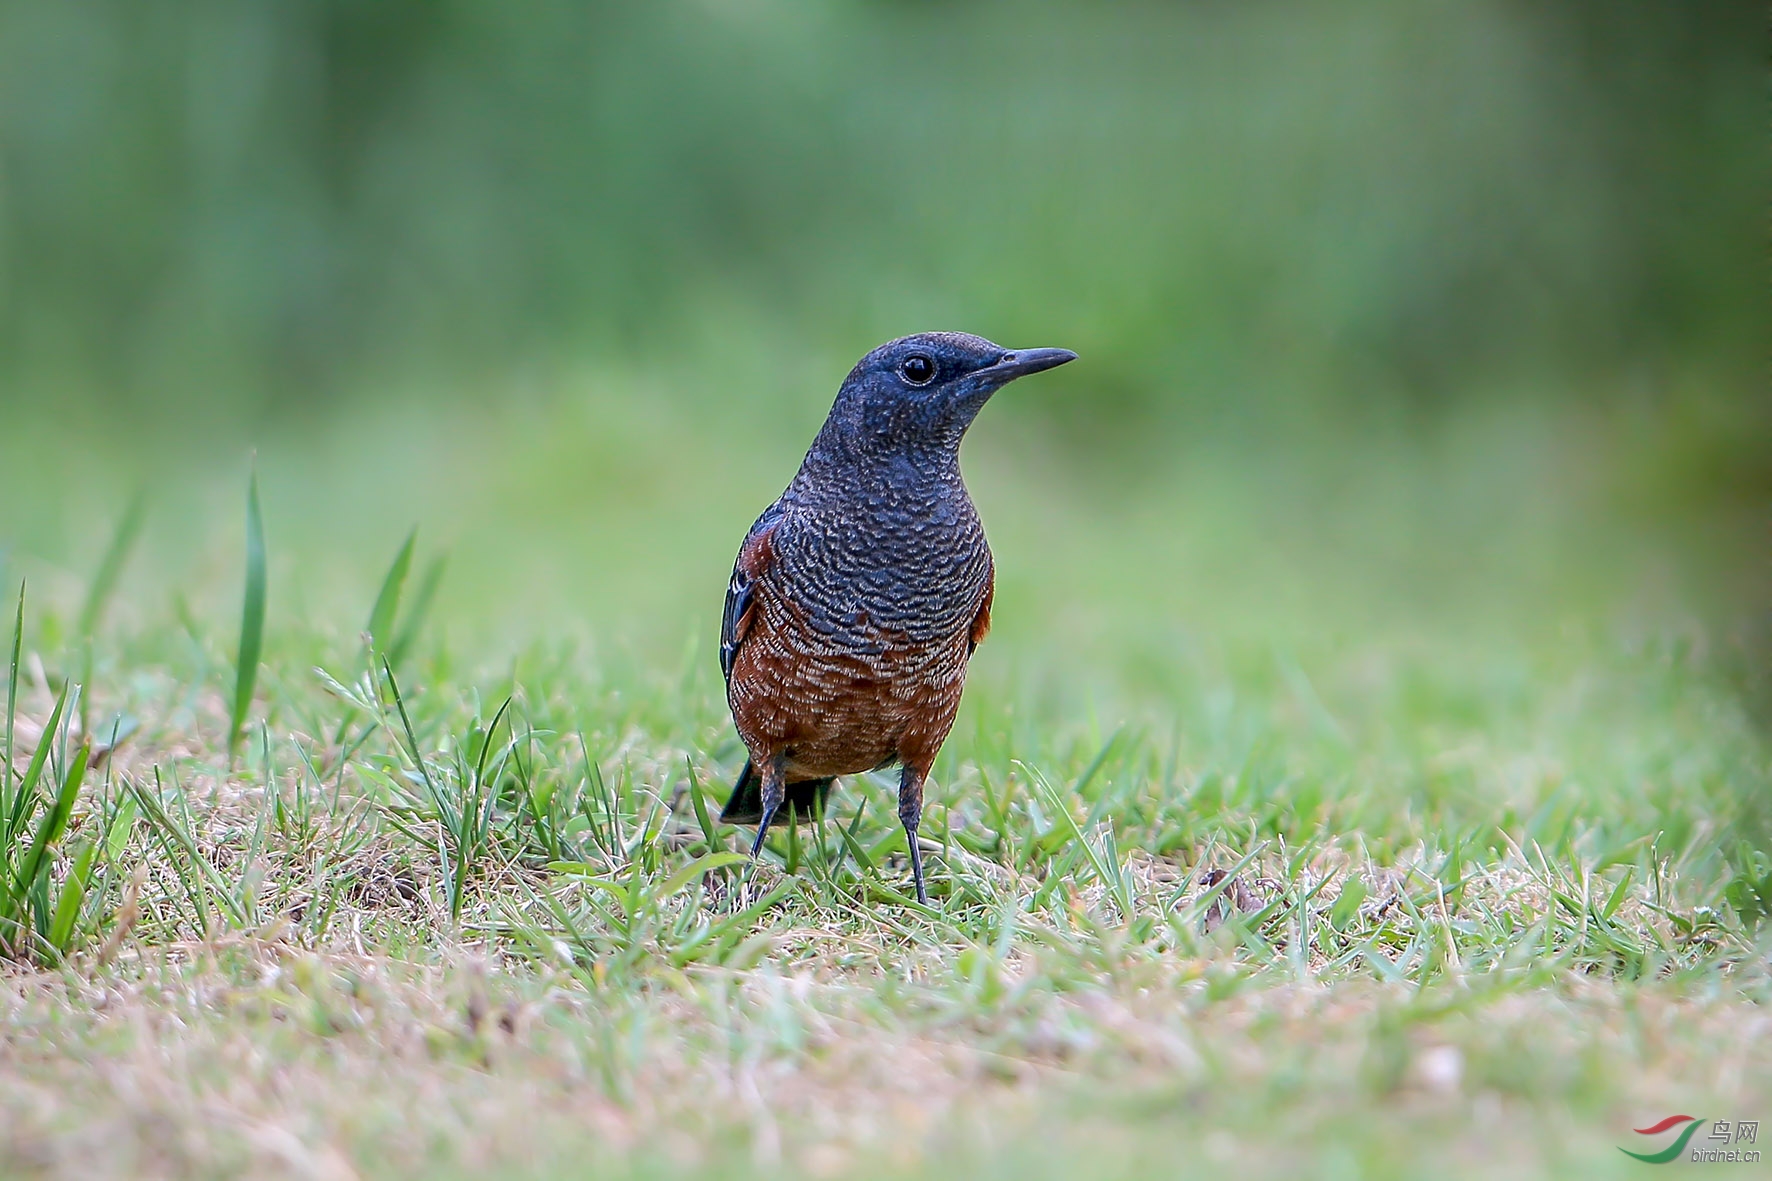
(1622, 1115, 1760, 1165)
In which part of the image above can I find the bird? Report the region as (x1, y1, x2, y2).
(717, 331, 1076, 903)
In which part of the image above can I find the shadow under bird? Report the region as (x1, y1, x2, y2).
(719, 332, 1077, 903)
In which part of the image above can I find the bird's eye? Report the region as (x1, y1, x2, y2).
(899, 354, 936, 386)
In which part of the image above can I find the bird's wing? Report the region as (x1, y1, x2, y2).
(967, 562, 995, 657)
(720, 502, 784, 686)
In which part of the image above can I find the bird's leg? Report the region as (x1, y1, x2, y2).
(749, 757, 787, 859)
(897, 764, 928, 905)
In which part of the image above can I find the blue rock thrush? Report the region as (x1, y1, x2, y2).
(719, 332, 1077, 903)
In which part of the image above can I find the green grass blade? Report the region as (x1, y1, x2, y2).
(6, 682, 66, 844)
(1029, 762, 1133, 918)
(16, 738, 88, 902)
(46, 837, 96, 956)
(229, 469, 268, 760)
(836, 799, 874, 876)
(367, 527, 416, 655)
(655, 851, 749, 897)
(388, 554, 446, 668)
(3, 582, 20, 805)
(685, 757, 718, 850)
(77, 493, 146, 640)
(105, 792, 138, 863)
(127, 773, 211, 936)
(473, 697, 514, 801)
(382, 659, 443, 807)
(127, 770, 247, 929)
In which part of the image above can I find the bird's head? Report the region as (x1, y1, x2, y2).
(813, 332, 1076, 460)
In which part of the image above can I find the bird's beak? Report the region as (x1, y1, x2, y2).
(977, 347, 1078, 386)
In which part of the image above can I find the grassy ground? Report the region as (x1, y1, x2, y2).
(0, 389, 1766, 1180)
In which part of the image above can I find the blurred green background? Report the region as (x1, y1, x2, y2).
(0, 0, 1763, 677)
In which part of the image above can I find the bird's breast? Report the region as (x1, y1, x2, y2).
(771, 499, 990, 649)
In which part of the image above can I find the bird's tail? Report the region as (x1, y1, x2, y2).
(719, 758, 835, 825)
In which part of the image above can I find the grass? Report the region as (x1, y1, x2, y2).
(226, 468, 266, 763)
(0, 415, 1766, 1180)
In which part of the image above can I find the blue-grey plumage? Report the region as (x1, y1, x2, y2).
(720, 332, 1076, 903)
